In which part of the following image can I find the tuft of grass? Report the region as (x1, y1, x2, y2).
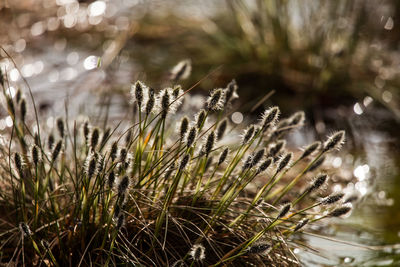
(0, 60, 352, 266)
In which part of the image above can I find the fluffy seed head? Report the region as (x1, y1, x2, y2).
(16, 89, 22, 104)
(160, 89, 171, 119)
(20, 98, 27, 122)
(179, 116, 189, 140)
(300, 141, 321, 159)
(217, 119, 228, 139)
(6, 97, 15, 117)
(294, 218, 309, 232)
(170, 59, 191, 81)
(118, 176, 130, 196)
(186, 126, 197, 148)
(224, 79, 239, 105)
(307, 156, 325, 172)
(321, 192, 345, 205)
(268, 140, 286, 157)
(85, 154, 97, 180)
(83, 121, 90, 142)
(52, 140, 62, 161)
(189, 244, 206, 261)
(276, 152, 292, 173)
(14, 153, 24, 176)
(48, 134, 55, 150)
(289, 111, 305, 126)
(31, 144, 41, 166)
(56, 117, 64, 138)
(204, 131, 216, 156)
(119, 148, 127, 163)
(242, 125, 255, 144)
(90, 128, 100, 150)
(247, 243, 271, 255)
(145, 87, 155, 115)
(110, 142, 118, 162)
(329, 205, 352, 217)
(261, 106, 280, 130)
(242, 155, 253, 171)
(251, 149, 265, 167)
(206, 88, 224, 111)
(278, 203, 292, 218)
(218, 147, 229, 165)
(108, 171, 115, 189)
(179, 154, 190, 171)
(195, 109, 207, 129)
(131, 81, 146, 107)
(257, 157, 273, 174)
(172, 85, 182, 99)
(344, 195, 359, 203)
(306, 174, 328, 193)
(323, 131, 345, 152)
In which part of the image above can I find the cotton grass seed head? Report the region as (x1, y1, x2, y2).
(300, 141, 321, 159)
(276, 152, 292, 173)
(307, 155, 325, 173)
(268, 140, 286, 157)
(247, 243, 271, 255)
(289, 111, 305, 126)
(204, 131, 216, 156)
(278, 203, 292, 218)
(306, 173, 328, 194)
(48, 134, 55, 150)
(224, 79, 239, 105)
(52, 140, 62, 161)
(84, 153, 97, 179)
(56, 117, 64, 138)
(90, 128, 100, 150)
(251, 148, 265, 167)
(118, 176, 130, 196)
(195, 109, 207, 129)
(179, 154, 190, 171)
(180, 116, 189, 140)
(189, 244, 206, 262)
(159, 89, 171, 119)
(323, 130, 345, 152)
(144, 87, 155, 115)
(206, 88, 224, 111)
(31, 144, 41, 166)
(260, 106, 280, 130)
(217, 119, 228, 139)
(242, 125, 255, 144)
(218, 147, 229, 165)
(294, 218, 309, 232)
(256, 157, 273, 174)
(186, 126, 197, 148)
(321, 192, 345, 205)
(14, 152, 24, 176)
(110, 141, 118, 162)
(20, 98, 26, 122)
(131, 81, 146, 108)
(170, 59, 191, 81)
(329, 204, 352, 217)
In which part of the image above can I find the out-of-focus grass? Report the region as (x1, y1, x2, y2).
(128, 0, 400, 118)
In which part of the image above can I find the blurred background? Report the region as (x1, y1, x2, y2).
(0, 0, 399, 266)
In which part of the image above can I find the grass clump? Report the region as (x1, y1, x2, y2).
(0, 61, 352, 266)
